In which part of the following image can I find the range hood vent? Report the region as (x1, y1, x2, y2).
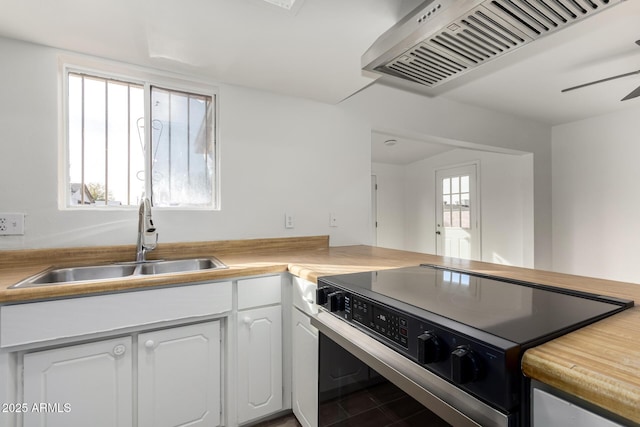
(363, 0, 623, 90)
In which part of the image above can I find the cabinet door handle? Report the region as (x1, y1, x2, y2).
(243, 316, 252, 325)
(113, 344, 126, 356)
(145, 340, 155, 349)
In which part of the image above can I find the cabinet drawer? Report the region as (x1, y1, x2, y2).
(0, 281, 232, 348)
(237, 275, 281, 310)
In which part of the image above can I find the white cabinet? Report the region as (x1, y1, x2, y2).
(291, 307, 318, 427)
(236, 276, 283, 424)
(138, 322, 221, 427)
(22, 321, 222, 427)
(533, 386, 625, 427)
(23, 337, 133, 427)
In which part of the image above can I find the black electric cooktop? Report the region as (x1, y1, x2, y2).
(319, 264, 633, 345)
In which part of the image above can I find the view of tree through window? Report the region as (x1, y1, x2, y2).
(67, 72, 216, 208)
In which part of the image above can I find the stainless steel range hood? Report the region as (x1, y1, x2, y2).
(362, 0, 624, 93)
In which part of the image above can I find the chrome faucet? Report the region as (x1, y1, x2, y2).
(136, 197, 158, 262)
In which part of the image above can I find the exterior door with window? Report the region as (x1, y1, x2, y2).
(435, 164, 480, 260)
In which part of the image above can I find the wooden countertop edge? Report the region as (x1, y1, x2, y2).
(0, 263, 291, 303)
(523, 350, 640, 423)
(522, 308, 640, 424)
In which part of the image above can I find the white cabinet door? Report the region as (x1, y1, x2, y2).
(237, 305, 283, 424)
(23, 337, 133, 427)
(138, 321, 221, 427)
(292, 307, 318, 427)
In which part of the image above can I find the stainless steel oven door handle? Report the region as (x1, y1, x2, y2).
(311, 311, 512, 427)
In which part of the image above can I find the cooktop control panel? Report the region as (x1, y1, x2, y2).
(316, 283, 520, 413)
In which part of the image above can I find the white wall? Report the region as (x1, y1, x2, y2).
(375, 149, 534, 267)
(0, 37, 371, 249)
(552, 107, 640, 284)
(341, 85, 551, 269)
(371, 163, 406, 250)
(0, 36, 551, 262)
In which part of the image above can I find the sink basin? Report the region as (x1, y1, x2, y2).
(136, 258, 227, 275)
(11, 264, 137, 288)
(10, 257, 228, 288)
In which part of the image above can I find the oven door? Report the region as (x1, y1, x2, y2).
(313, 312, 515, 427)
(319, 332, 452, 426)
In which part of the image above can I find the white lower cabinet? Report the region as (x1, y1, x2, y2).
(291, 307, 318, 427)
(23, 337, 133, 427)
(532, 386, 625, 427)
(138, 322, 221, 427)
(236, 305, 283, 424)
(22, 321, 222, 427)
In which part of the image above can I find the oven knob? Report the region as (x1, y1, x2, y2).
(328, 291, 345, 312)
(417, 331, 444, 364)
(316, 286, 332, 305)
(451, 345, 482, 384)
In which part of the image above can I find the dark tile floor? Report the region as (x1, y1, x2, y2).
(252, 413, 302, 427)
(253, 381, 451, 427)
(318, 381, 451, 427)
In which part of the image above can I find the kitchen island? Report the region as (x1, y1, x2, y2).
(1, 235, 639, 425)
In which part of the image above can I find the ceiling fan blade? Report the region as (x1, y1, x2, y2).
(561, 69, 640, 93)
(621, 84, 640, 101)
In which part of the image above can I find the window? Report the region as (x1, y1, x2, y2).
(66, 70, 217, 208)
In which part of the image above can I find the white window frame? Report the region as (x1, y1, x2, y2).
(58, 55, 221, 211)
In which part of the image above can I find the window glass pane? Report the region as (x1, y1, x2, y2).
(461, 204, 470, 229)
(68, 75, 84, 204)
(151, 86, 214, 207)
(449, 205, 456, 228)
(107, 81, 128, 206)
(84, 77, 106, 204)
(442, 178, 450, 195)
(443, 207, 451, 228)
(451, 176, 459, 194)
(130, 87, 145, 205)
(461, 175, 469, 193)
(189, 96, 212, 197)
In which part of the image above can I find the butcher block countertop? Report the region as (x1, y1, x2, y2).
(1, 235, 640, 424)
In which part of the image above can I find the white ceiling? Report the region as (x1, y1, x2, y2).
(1, 0, 639, 163)
(0, 0, 423, 104)
(372, 131, 455, 165)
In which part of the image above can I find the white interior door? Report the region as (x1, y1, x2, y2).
(435, 164, 480, 260)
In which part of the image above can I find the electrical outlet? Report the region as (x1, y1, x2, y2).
(329, 212, 338, 227)
(285, 213, 295, 229)
(0, 213, 25, 236)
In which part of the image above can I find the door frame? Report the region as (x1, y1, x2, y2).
(371, 175, 377, 246)
(435, 161, 482, 260)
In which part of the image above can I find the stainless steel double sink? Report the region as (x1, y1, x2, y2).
(10, 257, 228, 288)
